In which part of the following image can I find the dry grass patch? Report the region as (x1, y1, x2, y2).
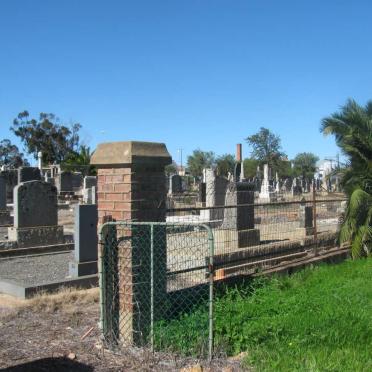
(0, 293, 26, 309)
(24, 287, 99, 314)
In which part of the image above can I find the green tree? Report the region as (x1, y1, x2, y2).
(63, 145, 95, 175)
(186, 149, 215, 178)
(216, 154, 235, 177)
(321, 99, 372, 257)
(276, 159, 292, 178)
(243, 158, 259, 178)
(292, 152, 319, 182)
(165, 161, 178, 176)
(11, 111, 81, 164)
(0, 139, 29, 168)
(245, 127, 286, 171)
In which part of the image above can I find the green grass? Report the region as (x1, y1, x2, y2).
(155, 258, 372, 371)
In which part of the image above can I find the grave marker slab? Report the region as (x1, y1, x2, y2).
(69, 204, 98, 277)
(0, 176, 12, 225)
(83, 176, 97, 189)
(56, 171, 73, 193)
(169, 174, 182, 194)
(8, 181, 64, 247)
(214, 182, 260, 249)
(0, 176, 6, 210)
(17, 167, 41, 184)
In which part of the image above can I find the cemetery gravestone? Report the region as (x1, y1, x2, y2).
(69, 204, 98, 276)
(17, 167, 41, 184)
(8, 181, 64, 247)
(0, 169, 17, 202)
(56, 171, 73, 193)
(259, 164, 276, 201)
(169, 174, 182, 194)
(83, 186, 96, 204)
(83, 176, 97, 189)
(297, 199, 314, 236)
(198, 182, 206, 203)
(202, 169, 228, 222)
(71, 172, 83, 189)
(214, 182, 260, 249)
(0, 176, 12, 225)
(0, 176, 5, 210)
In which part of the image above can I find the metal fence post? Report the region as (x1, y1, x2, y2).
(207, 226, 214, 361)
(150, 223, 154, 352)
(98, 227, 105, 332)
(312, 181, 318, 255)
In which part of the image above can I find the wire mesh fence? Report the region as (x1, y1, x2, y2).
(99, 222, 214, 359)
(99, 186, 347, 359)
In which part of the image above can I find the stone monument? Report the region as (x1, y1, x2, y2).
(17, 167, 41, 184)
(8, 181, 65, 247)
(0, 176, 12, 225)
(69, 204, 98, 277)
(259, 164, 276, 201)
(297, 198, 314, 236)
(214, 182, 260, 250)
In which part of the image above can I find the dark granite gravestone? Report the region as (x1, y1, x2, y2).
(0, 170, 17, 202)
(17, 167, 41, 184)
(0, 176, 12, 225)
(169, 174, 182, 194)
(8, 181, 64, 247)
(69, 204, 98, 277)
(71, 172, 83, 188)
(83, 176, 97, 189)
(298, 199, 314, 236)
(198, 182, 206, 203)
(56, 171, 73, 192)
(0, 176, 5, 210)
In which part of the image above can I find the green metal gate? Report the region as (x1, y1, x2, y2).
(99, 221, 214, 359)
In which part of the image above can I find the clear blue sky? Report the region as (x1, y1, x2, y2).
(1, 0, 372, 166)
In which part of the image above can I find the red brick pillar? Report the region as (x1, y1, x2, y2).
(91, 141, 171, 225)
(91, 141, 172, 345)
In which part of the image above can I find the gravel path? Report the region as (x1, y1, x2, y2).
(0, 252, 73, 286)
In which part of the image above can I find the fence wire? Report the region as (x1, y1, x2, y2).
(100, 189, 347, 359)
(99, 222, 214, 359)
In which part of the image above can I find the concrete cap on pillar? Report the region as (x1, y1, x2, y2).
(91, 141, 172, 166)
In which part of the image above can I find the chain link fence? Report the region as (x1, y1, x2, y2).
(99, 189, 347, 359)
(99, 222, 214, 359)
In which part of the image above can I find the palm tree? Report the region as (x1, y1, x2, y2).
(321, 99, 372, 257)
(63, 145, 96, 175)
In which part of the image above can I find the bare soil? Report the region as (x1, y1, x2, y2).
(0, 289, 244, 372)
